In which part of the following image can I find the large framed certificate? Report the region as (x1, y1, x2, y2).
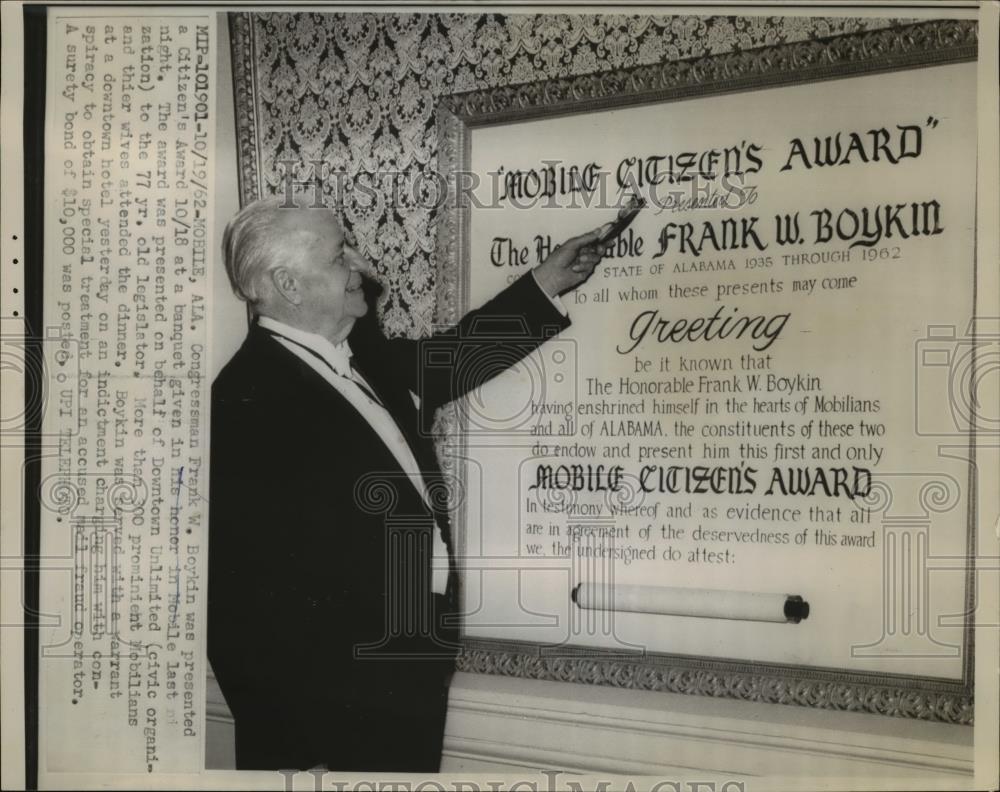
(434, 19, 982, 722)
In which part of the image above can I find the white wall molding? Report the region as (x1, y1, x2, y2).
(440, 673, 973, 779)
(207, 671, 973, 778)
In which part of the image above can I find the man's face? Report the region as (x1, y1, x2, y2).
(281, 210, 369, 341)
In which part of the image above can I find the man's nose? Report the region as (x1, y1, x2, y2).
(346, 247, 371, 274)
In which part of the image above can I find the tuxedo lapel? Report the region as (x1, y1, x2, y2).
(249, 326, 423, 498)
(250, 322, 457, 600)
(351, 349, 456, 562)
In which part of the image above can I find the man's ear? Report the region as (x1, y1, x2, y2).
(270, 266, 301, 305)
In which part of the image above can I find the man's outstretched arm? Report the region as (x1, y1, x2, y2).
(376, 228, 604, 415)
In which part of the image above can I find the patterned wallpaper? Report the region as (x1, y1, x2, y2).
(231, 12, 904, 338)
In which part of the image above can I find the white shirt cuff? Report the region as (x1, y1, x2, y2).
(531, 270, 569, 317)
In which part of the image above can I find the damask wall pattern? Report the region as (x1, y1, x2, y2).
(231, 12, 904, 339)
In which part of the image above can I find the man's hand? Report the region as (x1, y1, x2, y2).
(532, 229, 605, 297)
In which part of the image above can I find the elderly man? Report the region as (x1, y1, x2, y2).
(208, 197, 601, 771)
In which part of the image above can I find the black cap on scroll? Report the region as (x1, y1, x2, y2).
(784, 595, 810, 623)
(570, 584, 581, 605)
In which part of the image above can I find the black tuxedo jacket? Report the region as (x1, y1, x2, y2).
(208, 273, 569, 768)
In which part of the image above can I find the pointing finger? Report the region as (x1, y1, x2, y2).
(565, 228, 604, 249)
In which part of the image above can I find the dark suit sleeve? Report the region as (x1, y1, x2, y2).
(358, 271, 571, 416)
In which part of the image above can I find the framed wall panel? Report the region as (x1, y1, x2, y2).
(433, 19, 979, 724)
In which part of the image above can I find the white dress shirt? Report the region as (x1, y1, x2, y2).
(258, 315, 451, 594)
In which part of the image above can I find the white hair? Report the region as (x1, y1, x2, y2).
(221, 196, 288, 305)
(223, 196, 322, 305)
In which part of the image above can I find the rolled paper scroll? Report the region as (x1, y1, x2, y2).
(571, 583, 809, 624)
